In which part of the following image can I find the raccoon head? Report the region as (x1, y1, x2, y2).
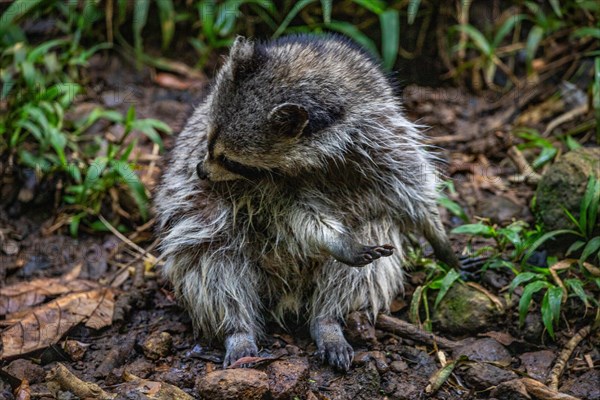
(197, 36, 345, 182)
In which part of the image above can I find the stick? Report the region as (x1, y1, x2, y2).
(376, 314, 459, 350)
(547, 325, 592, 391)
(46, 363, 115, 400)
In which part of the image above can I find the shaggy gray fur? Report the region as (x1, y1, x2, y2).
(155, 34, 458, 371)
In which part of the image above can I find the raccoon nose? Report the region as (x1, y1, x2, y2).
(196, 162, 209, 180)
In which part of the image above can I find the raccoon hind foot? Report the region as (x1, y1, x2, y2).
(223, 332, 258, 368)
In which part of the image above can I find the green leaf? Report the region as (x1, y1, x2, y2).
(0, 0, 44, 35)
(27, 39, 68, 62)
(325, 20, 379, 57)
(320, 0, 332, 24)
(519, 280, 550, 326)
(565, 279, 590, 308)
(581, 177, 600, 237)
(156, 0, 175, 50)
(522, 229, 579, 266)
(380, 9, 400, 70)
(532, 146, 557, 169)
(548, 0, 562, 18)
(350, 0, 386, 14)
(572, 27, 600, 39)
(455, 24, 492, 57)
(437, 196, 469, 223)
(409, 285, 424, 325)
(70, 213, 83, 237)
(566, 240, 585, 256)
(407, 0, 421, 25)
(541, 286, 562, 339)
(133, 0, 150, 63)
(273, 0, 317, 38)
(111, 160, 149, 220)
(451, 223, 494, 237)
(434, 269, 460, 309)
(509, 272, 540, 294)
(492, 14, 525, 48)
(581, 237, 600, 263)
(525, 25, 544, 70)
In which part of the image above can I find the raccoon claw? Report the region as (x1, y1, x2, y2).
(223, 333, 258, 368)
(349, 244, 394, 267)
(317, 339, 354, 371)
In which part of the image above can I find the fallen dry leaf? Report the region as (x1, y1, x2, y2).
(154, 72, 193, 90)
(0, 288, 115, 359)
(0, 264, 98, 315)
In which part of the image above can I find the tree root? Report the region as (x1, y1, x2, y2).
(376, 314, 459, 350)
(547, 325, 592, 391)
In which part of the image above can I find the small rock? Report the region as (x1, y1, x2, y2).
(4, 359, 45, 384)
(267, 357, 309, 400)
(453, 338, 512, 365)
(62, 340, 88, 361)
(142, 331, 173, 360)
(560, 369, 600, 400)
(519, 350, 555, 381)
(459, 362, 518, 390)
(520, 312, 544, 342)
(353, 351, 389, 372)
(345, 311, 377, 344)
(434, 283, 501, 334)
(1, 239, 19, 255)
(196, 369, 269, 400)
(390, 360, 408, 372)
(490, 379, 531, 400)
(476, 195, 530, 224)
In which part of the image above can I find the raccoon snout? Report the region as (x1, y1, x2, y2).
(196, 162, 209, 180)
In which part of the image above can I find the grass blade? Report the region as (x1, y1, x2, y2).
(273, 0, 317, 38)
(407, 0, 421, 25)
(434, 269, 460, 309)
(455, 24, 492, 57)
(380, 9, 399, 70)
(320, 0, 332, 24)
(325, 20, 379, 57)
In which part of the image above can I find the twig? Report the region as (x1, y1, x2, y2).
(46, 363, 115, 400)
(98, 214, 158, 265)
(549, 260, 573, 303)
(376, 314, 459, 350)
(507, 145, 542, 185)
(547, 325, 592, 391)
(543, 104, 589, 137)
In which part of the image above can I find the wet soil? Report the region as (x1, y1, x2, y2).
(1, 53, 599, 400)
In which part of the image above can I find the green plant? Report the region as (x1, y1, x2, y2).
(452, 195, 599, 339)
(437, 180, 469, 223)
(564, 176, 600, 264)
(408, 257, 461, 331)
(515, 128, 559, 170)
(0, 5, 171, 235)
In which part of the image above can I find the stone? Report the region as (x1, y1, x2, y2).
(535, 147, 600, 233)
(459, 362, 518, 390)
(266, 357, 309, 400)
(433, 283, 501, 334)
(142, 331, 173, 360)
(519, 350, 555, 381)
(4, 359, 45, 384)
(452, 338, 512, 365)
(196, 369, 269, 400)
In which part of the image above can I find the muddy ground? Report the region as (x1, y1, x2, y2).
(0, 52, 599, 400)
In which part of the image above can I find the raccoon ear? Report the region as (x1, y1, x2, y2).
(268, 103, 309, 137)
(229, 36, 264, 81)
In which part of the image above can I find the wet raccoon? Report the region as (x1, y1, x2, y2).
(155, 34, 459, 371)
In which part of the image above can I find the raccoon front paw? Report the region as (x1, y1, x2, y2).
(338, 244, 395, 267)
(317, 337, 354, 371)
(223, 332, 258, 368)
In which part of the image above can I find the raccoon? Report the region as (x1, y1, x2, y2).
(155, 34, 459, 371)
